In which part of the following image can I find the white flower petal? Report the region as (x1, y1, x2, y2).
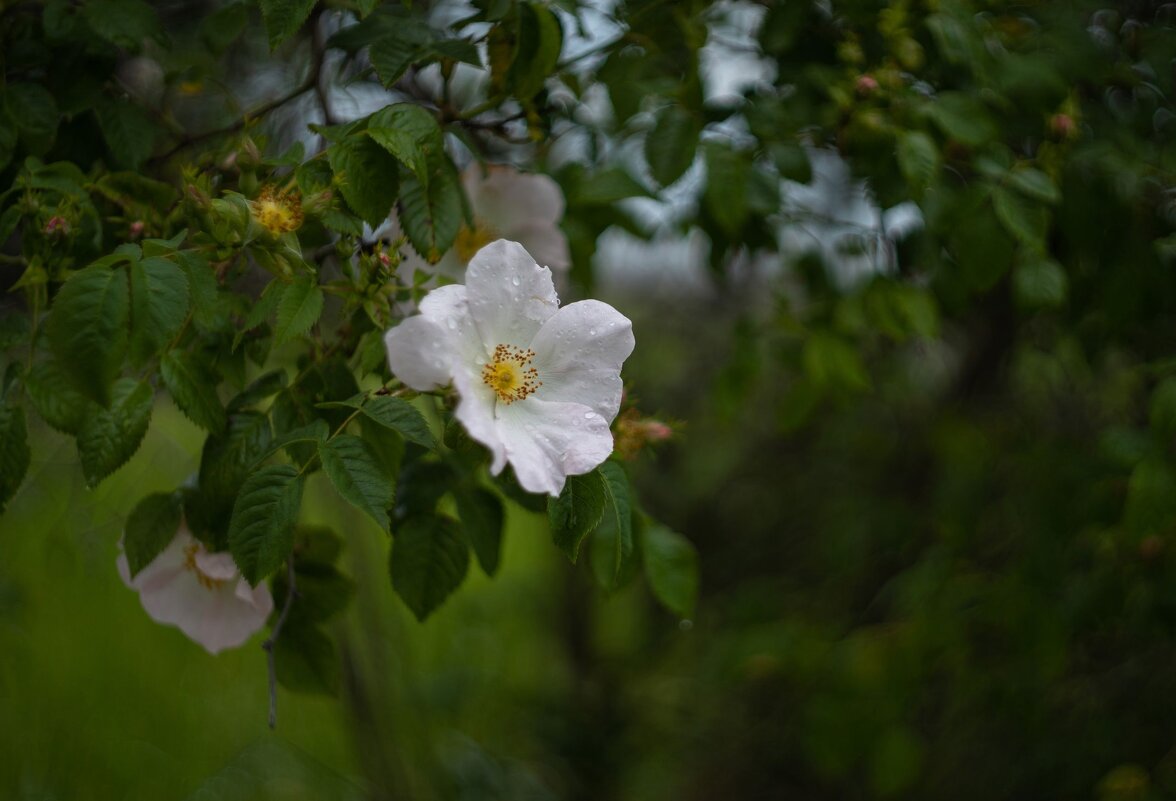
(465, 240, 559, 348)
(385, 316, 451, 390)
(509, 219, 571, 271)
(453, 370, 507, 473)
(496, 398, 615, 496)
(386, 284, 487, 391)
(530, 300, 635, 420)
(118, 527, 274, 655)
(194, 548, 238, 581)
(472, 166, 566, 230)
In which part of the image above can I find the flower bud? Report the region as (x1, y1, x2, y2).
(43, 215, 70, 236)
(855, 75, 880, 97)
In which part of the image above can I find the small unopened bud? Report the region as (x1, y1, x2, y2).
(855, 75, 879, 96)
(238, 137, 261, 170)
(1140, 536, 1164, 561)
(128, 220, 145, 238)
(44, 215, 70, 236)
(1050, 113, 1077, 140)
(301, 189, 334, 216)
(186, 184, 211, 209)
(378, 252, 392, 268)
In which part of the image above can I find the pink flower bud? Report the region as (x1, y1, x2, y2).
(1050, 113, 1076, 140)
(855, 75, 879, 96)
(44, 215, 69, 236)
(129, 220, 145, 238)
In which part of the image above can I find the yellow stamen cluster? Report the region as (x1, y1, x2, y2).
(482, 344, 541, 404)
(183, 542, 226, 591)
(454, 219, 498, 262)
(252, 185, 303, 235)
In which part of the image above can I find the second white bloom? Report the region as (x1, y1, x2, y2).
(384, 240, 635, 496)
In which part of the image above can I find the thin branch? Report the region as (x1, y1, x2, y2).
(151, 37, 326, 166)
(262, 557, 298, 730)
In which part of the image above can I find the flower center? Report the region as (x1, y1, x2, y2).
(252, 186, 302, 235)
(183, 542, 227, 591)
(481, 344, 541, 404)
(454, 219, 498, 263)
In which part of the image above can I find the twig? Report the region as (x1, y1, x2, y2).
(262, 557, 298, 729)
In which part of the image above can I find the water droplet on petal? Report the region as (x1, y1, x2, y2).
(589, 329, 597, 336)
(447, 318, 457, 330)
(584, 412, 595, 419)
(511, 276, 521, 286)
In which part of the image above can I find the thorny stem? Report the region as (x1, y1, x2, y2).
(262, 557, 298, 729)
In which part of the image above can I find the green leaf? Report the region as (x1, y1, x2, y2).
(803, 333, 871, 392)
(0, 310, 28, 351)
(566, 165, 651, 206)
(1006, 167, 1060, 204)
(923, 92, 998, 146)
(1150, 378, 1176, 441)
(896, 131, 939, 198)
(992, 185, 1049, 248)
(262, 418, 330, 463)
(227, 370, 288, 412)
(397, 150, 463, 263)
(320, 395, 435, 449)
(507, 2, 563, 99)
(95, 172, 178, 211)
(1012, 258, 1067, 310)
(95, 98, 157, 169)
(6, 83, 59, 153)
(47, 264, 130, 406)
(175, 252, 226, 332)
(24, 359, 88, 435)
(129, 256, 189, 365)
(199, 1, 248, 51)
(274, 621, 340, 695)
(273, 560, 355, 624)
(1124, 459, 1176, 537)
(645, 105, 700, 188)
(390, 513, 469, 621)
(260, 0, 317, 49)
(367, 104, 443, 183)
(770, 142, 812, 184)
(369, 28, 430, 87)
(0, 401, 30, 514)
(703, 143, 750, 238)
(83, 0, 159, 47)
(161, 350, 225, 433)
(198, 411, 274, 539)
(455, 486, 504, 575)
(641, 525, 699, 617)
(318, 435, 394, 530)
(547, 470, 606, 562)
(328, 133, 400, 227)
(228, 464, 304, 584)
(76, 378, 153, 487)
(590, 461, 634, 590)
(123, 491, 182, 577)
(273, 276, 324, 345)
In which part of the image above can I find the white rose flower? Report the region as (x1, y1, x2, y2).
(117, 523, 274, 655)
(384, 239, 634, 496)
(400, 164, 570, 281)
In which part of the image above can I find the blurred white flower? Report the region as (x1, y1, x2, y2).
(385, 239, 634, 496)
(400, 164, 570, 282)
(117, 523, 273, 655)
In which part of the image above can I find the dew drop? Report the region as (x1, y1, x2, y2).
(446, 318, 457, 330)
(583, 412, 595, 419)
(511, 276, 521, 286)
(588, 329, 597, 336)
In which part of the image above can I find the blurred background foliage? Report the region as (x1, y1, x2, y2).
(3, 0, 1176, 798)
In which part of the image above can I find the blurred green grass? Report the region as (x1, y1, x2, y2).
(0, 400, 620, 800)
